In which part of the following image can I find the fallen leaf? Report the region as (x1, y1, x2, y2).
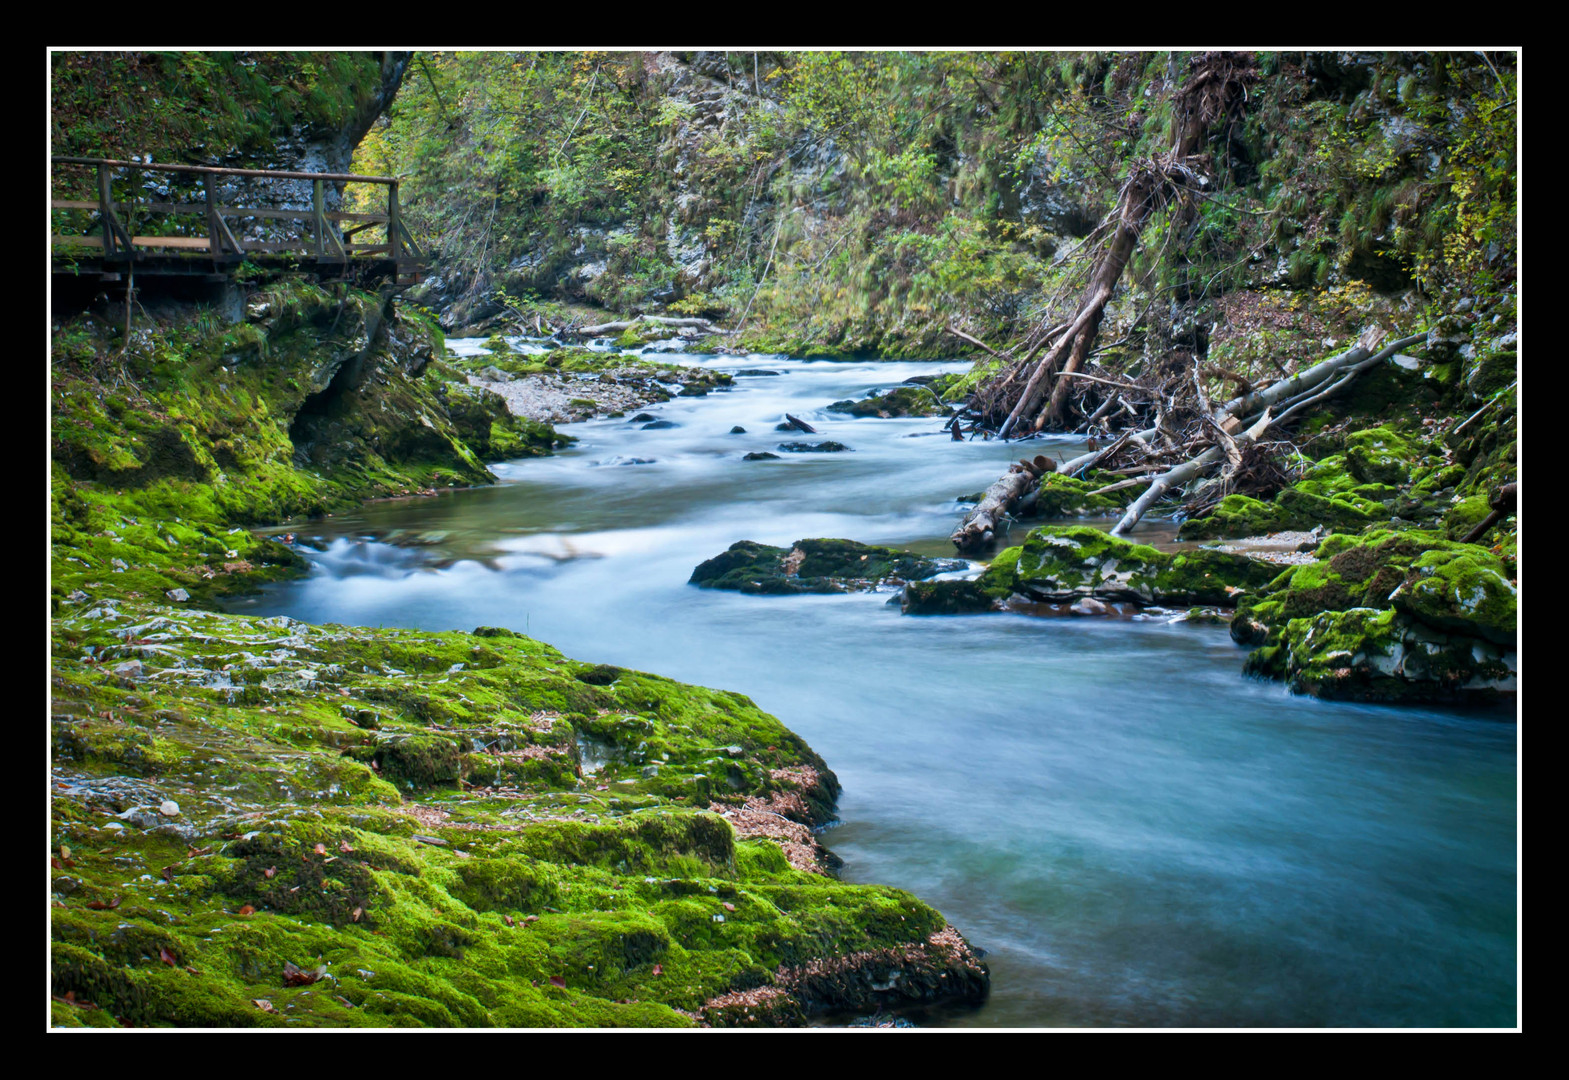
(263, 866, 276, 879)
(503, 914, 514, 927)
(238, 904, 255, 916)
(338, 841, 353, 854)
(184, 965, 200, 975)
(159, 947, 177, 967)
(351, 907, 363, 923)
(548, 976, 566, 988)
(60, 845, 72, 861)
(282, 961, 325, 987)
(85, 897, 122, 910)
(188, 845, 212, 857)
(525, 915, 539, 923)
(722, 902, 736, 912)
(652, 964, 663, 976)
(50, 857, 61, 870)
(313, 843, 327, 855)
(162, 865, 177, 883)
(252, 999, 275, 1013)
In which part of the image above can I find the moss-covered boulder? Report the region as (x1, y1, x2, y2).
(910, 527, 1277, 615)
(1343, 426, 1419, 486)
(49, 599, 990, 1028)
(1232, 529, 1516, 702)
(826, 385, 945, 418)
(690, 539, 962, 595)
(1245, 607, 1515, 701)
(1177, 494, 1298, 540)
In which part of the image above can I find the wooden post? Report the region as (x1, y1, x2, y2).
(98, 163, 116, 256)
(205, 173, 221, 255)
(388, 182, 403, 261)
(313, 178, 325, 257)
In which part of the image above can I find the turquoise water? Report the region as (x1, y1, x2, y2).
(233, 347, 1518, 1027)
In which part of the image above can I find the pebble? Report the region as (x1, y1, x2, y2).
(166, 588, 191, 602)
(159, 800, 181, 817)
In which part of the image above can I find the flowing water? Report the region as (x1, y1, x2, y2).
(231, 343, 1518, 1028)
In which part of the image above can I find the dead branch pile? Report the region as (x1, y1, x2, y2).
(955, 53, 1260, 442)
(950, 328, 1428, 551)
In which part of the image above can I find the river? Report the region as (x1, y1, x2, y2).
(228, 343, 1518, 1028)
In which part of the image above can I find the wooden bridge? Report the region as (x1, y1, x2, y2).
(50, 156, 425, 286)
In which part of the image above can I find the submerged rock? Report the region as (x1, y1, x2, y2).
(742, 452, 781, 461)
(691, 538, 962, 595)
(778, 441, 850, 453)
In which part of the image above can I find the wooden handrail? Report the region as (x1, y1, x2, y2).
(51, 155, 398, 185)
(53, 199, 391, 224)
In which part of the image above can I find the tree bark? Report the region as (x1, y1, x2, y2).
(950, 467, 1038, 553)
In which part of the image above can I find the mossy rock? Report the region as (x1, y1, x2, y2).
(48, 597, 988, 1026)
(1272, 607, 1513, 702)
(900, 578, 1004, 615)
(1465, 350, 1516, 403)
(690, 539, 960, 595)
(1388, 548, 1516, 644)
(1177, 494, 1296, 540)
(826, 385, 945, 418)
(982, 526, 1276, 607)
(1028, 472, 1136, 518)
(1232, 528, 1516, 701)
(1343, 426, 1418, 486)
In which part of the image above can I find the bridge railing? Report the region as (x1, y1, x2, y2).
(49, 156, 423, 274)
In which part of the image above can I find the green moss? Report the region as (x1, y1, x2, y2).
(1232, 526, 1516, 701)
(1177, 494, 1294, 540)
(953, 526, 1276, 607)
(826, 385, 944, 418)
(1029, 472, 1136, 518)
(49, 599, 983, 1027)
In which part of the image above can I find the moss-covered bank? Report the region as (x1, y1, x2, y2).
(50, 282, 989, 1026)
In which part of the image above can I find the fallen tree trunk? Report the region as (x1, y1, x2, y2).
(1216, 327, 1426, 420)
(950, 468, 1039, 553)
(950, 455, 1059, 553)
(783, 413, 817, 434)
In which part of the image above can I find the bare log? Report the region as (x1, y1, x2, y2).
(1461, 483, 1517, 544)
(1111, 408, 1273, 536)
(951, 467, 1038, 553)
(783, 413, 817, 434)
(945, 325, 1011, 361)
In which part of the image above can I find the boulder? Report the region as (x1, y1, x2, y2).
(691, 538, 962, 595)
(826, 385, 945, 418)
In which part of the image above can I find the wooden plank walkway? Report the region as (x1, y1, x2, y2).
(50, 156, 426, 285)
